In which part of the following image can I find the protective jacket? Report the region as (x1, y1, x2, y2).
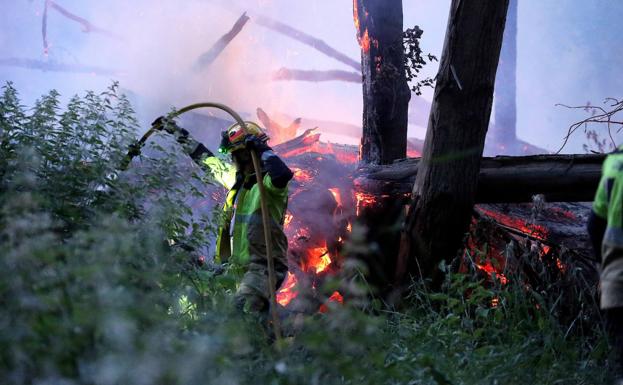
(185, 138, 292, 311)
(589, 148, 623, 309)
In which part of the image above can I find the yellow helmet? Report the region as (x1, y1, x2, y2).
(219, 121, 269, 154)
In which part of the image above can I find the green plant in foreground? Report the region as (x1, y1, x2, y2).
(0, 82, 613, 385)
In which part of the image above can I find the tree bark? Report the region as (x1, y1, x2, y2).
(356, 154, 604, 203)
(400, 0, 510, 282)
(354, 0, 411, 164)
(492, 0, 518, 151)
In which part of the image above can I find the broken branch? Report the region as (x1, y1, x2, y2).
(194, 12, 250, 71)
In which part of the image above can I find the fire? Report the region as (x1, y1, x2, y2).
(359, 29, 371, 53)
(284, 213, 293, 229)
(329, 187, 342, 207)
(319, 291, 344, 313)
(292, 167, 314, 183)
(353, 0, 371, 53)
(303, 244, 333, 274)
(276, 272, 299, 307)
(476, 260, 508, 285)
(491, 297, 500, 308)
(477, 207, 549, 241)
(556, 257, 566, 273)
(355, 191, 377, 216)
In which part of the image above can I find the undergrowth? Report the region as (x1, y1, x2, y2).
(0, 82, 612, 384)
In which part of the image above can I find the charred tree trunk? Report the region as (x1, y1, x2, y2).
(354, 0, 411, 164)
(399, 0, 510, 284)
(492, 0, 518, 150)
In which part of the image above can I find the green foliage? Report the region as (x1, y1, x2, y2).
(403, 25, 438, 96)
(0, 83, 611, 385)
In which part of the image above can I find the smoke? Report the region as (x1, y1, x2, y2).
(1, 0, 622, 153)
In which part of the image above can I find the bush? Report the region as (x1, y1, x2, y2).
(0, 83, 612, 385)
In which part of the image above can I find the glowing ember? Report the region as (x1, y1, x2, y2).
(319, 291, 344, 313)
(491, 297, 500, 308)
(329, 187, 342, 207)
(478, 207, 549, 241)
(276, 272, 299, 307)
(292, 167, 314, 183)
(284, 213, 293, 229)
(476, 261, 508, 285)
(556, 258, 566, 273)
(359, 29, 371, 53)
(303, 245, 333, 274)
(406, 149, 421, 158)
(355, 191, 377, 216)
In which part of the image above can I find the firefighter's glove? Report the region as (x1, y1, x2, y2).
(127, 141, 142, 157)
(244, 135, 271, 154)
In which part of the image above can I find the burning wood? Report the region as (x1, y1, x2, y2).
(194, 12, 250, 71)
(256, 108, 301, 144)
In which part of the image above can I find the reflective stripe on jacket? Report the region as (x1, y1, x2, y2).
(215, 172, 289, 266)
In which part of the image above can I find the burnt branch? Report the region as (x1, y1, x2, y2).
(194, 12, 250, 71)
(42, 0, 118, 54)
(253, 14, 361, 71)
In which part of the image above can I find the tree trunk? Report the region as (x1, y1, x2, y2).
(356, 154, 604, 203)
(354, 0, 411, 164)
(400, 0, 510, 283)
(492, 0, 518, 151)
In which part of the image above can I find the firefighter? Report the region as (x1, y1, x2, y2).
(161, 118, 293, 315)
(588, 149, 623, 383)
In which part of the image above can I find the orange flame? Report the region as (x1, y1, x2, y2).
(284, 213, 293, 229)
(355, 191, 377, 216)
(276, 272, 299, 307)
(319, 291, 344, 313)
(292, 167, 314, 183)
(303, 245, 333, 274)
(329, 187, 342, 207)
(476, 261, 508, 285)
(353, 0, 371, 53)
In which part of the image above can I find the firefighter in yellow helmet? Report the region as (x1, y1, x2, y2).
(164, 118, 293, 314)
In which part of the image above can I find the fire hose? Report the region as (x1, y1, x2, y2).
(121, 102, 282, 343)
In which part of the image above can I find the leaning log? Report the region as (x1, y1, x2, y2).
(253, 14, 361, 71)
(194, 12, 250, 71)
(356, 154, 605, 203)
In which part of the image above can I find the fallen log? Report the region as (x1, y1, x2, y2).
(356, 154, 605, 203)
(194, 12, 250, 71)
